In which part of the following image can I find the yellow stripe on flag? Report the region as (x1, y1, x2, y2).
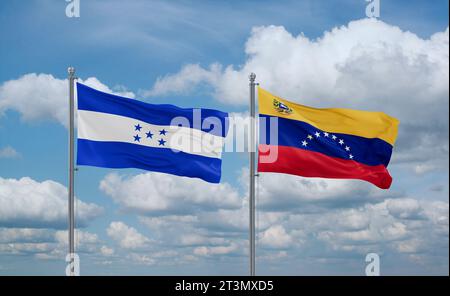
(258, 87, 399, 146)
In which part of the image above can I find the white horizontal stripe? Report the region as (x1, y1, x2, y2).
(77, 110, 224, 159)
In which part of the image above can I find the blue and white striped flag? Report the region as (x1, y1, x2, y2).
(76, 83, 228, 183)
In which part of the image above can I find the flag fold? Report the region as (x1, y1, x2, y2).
(76, 83, 228, 183)
(257, 87, 399, 189)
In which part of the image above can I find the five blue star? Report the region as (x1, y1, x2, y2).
(134, 134, 141, 142)
(159, 129, 167, 136)
(134, 124, 142, 131)
(158, 138, 166, 146)
(146, 131, 154, 138)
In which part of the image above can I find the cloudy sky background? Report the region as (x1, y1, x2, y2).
(0, 0, 448, 275)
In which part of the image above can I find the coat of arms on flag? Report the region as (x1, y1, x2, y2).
(273, 99, 293, 115)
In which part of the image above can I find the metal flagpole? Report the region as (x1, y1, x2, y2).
(249, 73, 256, 276)
(68, 66, 76, 276)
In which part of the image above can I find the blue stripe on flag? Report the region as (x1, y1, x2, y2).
(77, 83, 228, 137)
(259, 114, 393, 167)
(77, 139, 223, 183)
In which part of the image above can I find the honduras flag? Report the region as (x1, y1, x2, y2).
(76, 83, 228, 183)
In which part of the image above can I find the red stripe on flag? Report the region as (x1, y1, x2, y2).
(258, 144, 392, 189)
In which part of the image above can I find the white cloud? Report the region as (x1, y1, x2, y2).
(109, 187, 446, 273)
(139, 215, 198, 231)
(0, 228, 53, 244)
(194, 208, 250, 233)
(0, 146, 20, 159)
(310, 198, 448, 254)
(335, 209, 371, 231)
(0, 176, 102, 228)
(0, 73, 135, 127)
(100, 245, 115, 256)
(127, 250, 182, 266)
(147, 19, 449, 173)
(393, 238, 424, 254)
(194, 207, 285, 234)
(0, 228, 102, 257)
(127, 253, 156, 265)
(0, 73, 67, 125)
(51, 229, 102, 255)
(386, 198, 425, 220)
(259, 225, 293, 249)
(0, 242, 53, 255)
(100, 172, 241, 215)
(54, 229, 100, 246)
(148, 19, 448, 109)
(193, 243, 239, 257)
(144, 63, 222, 97)
(128, 168, 447, 270)
(107, 221, 150, 250)
(256, 172, 396, 212)
(178, 234, 209, 246)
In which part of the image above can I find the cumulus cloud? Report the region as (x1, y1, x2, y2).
(137, 190, 447, 273)
(100, 245, 115, 256)
(148, 19, 448, 109)
(144, 64, 223, 98)
(296, 198, 448, 255)
(100, 172, 241, 215)
(259, 225, 293, 249)
(147, 19, 449, 173)
(125, 250, 183, 266)
(0, 242, 53, 255)
(193, 243, 239, 257)
(0, 176, 102, 228)
(107, 221, 150, 250)
(0, 228, 103, 258)
(52, 229, 103, 255)
(0, 73, 135, 127)
(127, 253, 157, 265)
(386, 198, 425, 220)
(0, 146, 20, 159)
(255, 172, 398, 212)
(0, 228, 53, 244)
(191, 207, 285, 234)
(103, 166, 447, 272)
(54, 229, 100, 246)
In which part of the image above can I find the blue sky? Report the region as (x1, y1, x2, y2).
(0, 0, 448, 275)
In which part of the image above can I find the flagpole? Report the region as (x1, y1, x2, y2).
(249, 73, 256, 276)
(68, 66, 76, 276)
